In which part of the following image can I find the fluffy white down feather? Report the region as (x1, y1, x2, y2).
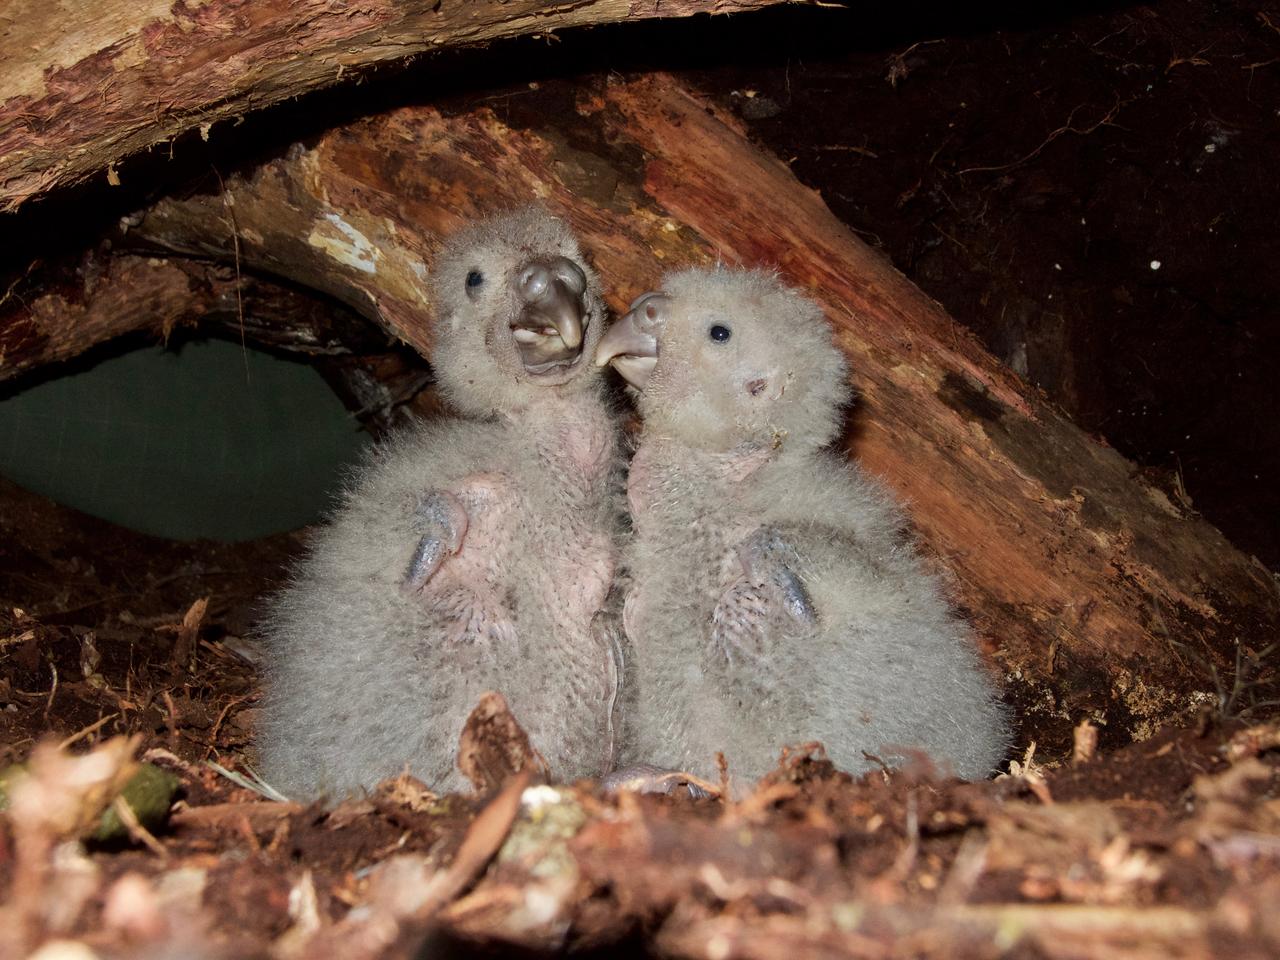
(257, 208, 625, 799)
(614, 267, 1011, 787)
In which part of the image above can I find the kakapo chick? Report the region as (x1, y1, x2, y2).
(595, 268, 1010, 786)
(259, 208, 624, 798)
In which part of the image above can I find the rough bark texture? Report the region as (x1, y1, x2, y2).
(0, 0, 794, 211)
(0, 253, 376, 381)
(1, 71, 1252, 750)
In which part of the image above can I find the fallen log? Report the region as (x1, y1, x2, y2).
(0, 0, 795, 211)
(0, 253, 378, 380)
(4, 71, 1277, 752)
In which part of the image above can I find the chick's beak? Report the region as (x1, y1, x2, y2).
(511, 257, 588, 371)
(594, 292, 666, 391)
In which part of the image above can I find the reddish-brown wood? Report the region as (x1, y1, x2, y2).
(598, 77, 1280, 739)
(0, 0, 795, 211)
(2, 72, 1274, 750)
(0, 254, 364, 380)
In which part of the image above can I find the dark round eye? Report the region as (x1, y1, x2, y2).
(709, 324, 732, 343)
(465, 270, 484, 290)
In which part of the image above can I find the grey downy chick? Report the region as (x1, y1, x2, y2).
(595, 267, 1010, 787)
(258, 208, 624, 799)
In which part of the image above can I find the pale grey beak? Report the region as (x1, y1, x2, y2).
(594, 292, 668, 390)
(511, 257, 588, 371)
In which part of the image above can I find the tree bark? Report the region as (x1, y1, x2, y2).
(0, 254, 377, 381)
(4, 72, 1276, 752)
(0, 0, 793, 212)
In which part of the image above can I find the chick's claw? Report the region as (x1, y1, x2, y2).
(710, 583, 771, 669)
(601, 763, 720, 800)
(402, 491, 469, 594)
(737, 527, 817, 625)
(710, 528, 817, 669)
(772, 564, 818, 625)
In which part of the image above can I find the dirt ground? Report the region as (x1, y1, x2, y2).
(3, 2, 1280, 958)
(0, 481, 1274, 960)
(1, 472, 1279, 959)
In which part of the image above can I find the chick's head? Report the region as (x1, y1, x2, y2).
(597, 267, 849, 452)
(430, 207, 606, 416)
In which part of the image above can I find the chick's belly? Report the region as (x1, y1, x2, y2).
(624, 549, 724, 643)
(543, 528, 615, 629)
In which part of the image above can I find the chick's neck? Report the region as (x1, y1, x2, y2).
(626, 433, 782, 520)
(503, 382, 619, 497)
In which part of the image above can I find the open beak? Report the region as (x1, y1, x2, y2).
(510, 257, 588, 373)
(594, 292, 666, 390)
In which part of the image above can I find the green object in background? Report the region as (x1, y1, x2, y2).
(91, 763, 182, 843)
(0, 761, 180, 844)
(0, 337, 370, 541)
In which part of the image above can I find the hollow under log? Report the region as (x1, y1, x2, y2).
(4, 71, 1274, 751)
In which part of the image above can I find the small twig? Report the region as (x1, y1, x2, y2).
(142, 746, 202, 779)
(1072, 719, 1099, 763)
(45, 568, 236, 618)
(885, 38, 945, 87)
(0, 629, 36, 650)
(58, 713, 119, 751)
(42, 661, 58, 723)
(730, 781, 800, 822)
(210, 165, 250, 383)
(411, 769, 530, 920)
(167, 596, 209, 675)
(206, 760, 291, 803)
(203, 694, 252, 761)
(889, 790, 920, 879)
(810, 144, 879, 158)
(171, 800, 303, 829)
(238, 813, 264, 855)
(113, 794, 169, 859)
(162, 691, 180, 752)
(861, 750, 893, 780)
(0, 259, 39, 310)
(951, 903, 1206, 939)
(937, 833, 989, 905)
(957, 97, 1127, 176)
(1166, 44, 1214, 73)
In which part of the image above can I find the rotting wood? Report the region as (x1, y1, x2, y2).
(169, 800, 305, 830)
(0, 253, 375, 381)
(0, 0, 797, 211)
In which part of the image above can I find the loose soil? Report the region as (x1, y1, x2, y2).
(1, 467, 1279, 958)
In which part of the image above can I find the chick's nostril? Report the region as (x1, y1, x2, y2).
(519, 265, 551, 300)
(627, 292, 670, 332)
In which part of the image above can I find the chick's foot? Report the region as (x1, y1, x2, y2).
(402, 490, 469, 593)
(710, 527, 816, 669)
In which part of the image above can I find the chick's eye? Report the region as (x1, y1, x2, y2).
(709, 324, 732, 343)
(465, 270, 485, 291)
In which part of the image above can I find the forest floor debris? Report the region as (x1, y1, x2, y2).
(2, 479, 1279, 959)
